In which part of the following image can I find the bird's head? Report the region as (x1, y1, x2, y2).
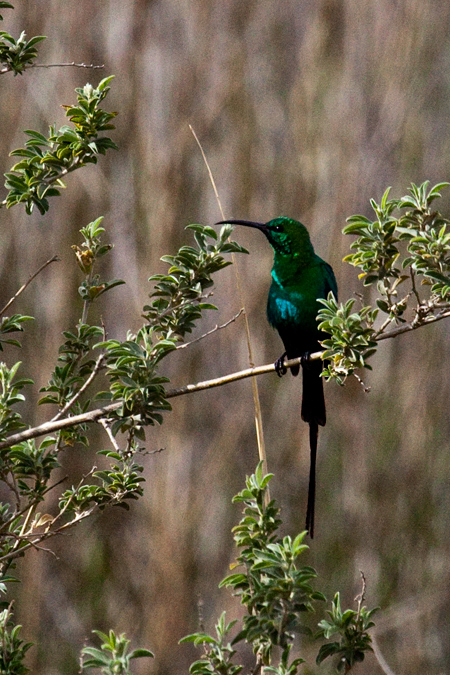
(216, 217, 314, 260)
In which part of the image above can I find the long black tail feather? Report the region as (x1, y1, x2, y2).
(305, 421, 318, 538)
(301, 359, 326, 426)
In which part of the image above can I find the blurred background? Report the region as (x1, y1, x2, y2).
(1, 1, 450, 673)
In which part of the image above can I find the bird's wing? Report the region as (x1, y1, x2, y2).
(321, 261, 338, 301)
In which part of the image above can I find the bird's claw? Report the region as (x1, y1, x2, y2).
(301, 352, 311, 366)
(274, 353, 288, 377)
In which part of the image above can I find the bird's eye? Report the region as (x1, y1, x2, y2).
(273, 224, 284, 233)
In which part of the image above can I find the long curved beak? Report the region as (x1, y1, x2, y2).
(215, 219, 268, 233)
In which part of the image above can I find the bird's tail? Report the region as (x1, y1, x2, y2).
(305, 421, 318, 538)
(301, 359, 325, 539)
(301, 359, 326, 427)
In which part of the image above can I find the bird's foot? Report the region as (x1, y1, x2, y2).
(274, 352, 287, 377)
(301, 351, 311, 366)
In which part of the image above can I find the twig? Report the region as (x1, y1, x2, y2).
(409, 267, 422, 306)
(51, 353, 105, 422)
(0, 475, 67, 535)
(176, 309, 244, 349)
(99, 418, 121, 453)
(0, 255, 59, 316)
(376, 308, 450, 340)
(353, 372, 371, 393)
(355, 570, 367, 619)
(0, 62, 104, 76)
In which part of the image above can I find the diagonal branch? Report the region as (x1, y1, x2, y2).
(0, 303, 449, 452)
(0, 255, 59, 316)
(0, 354, 310, 450)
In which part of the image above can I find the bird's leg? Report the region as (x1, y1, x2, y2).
(274, 351, 288, 377)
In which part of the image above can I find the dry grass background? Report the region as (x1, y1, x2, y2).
(1, 1, 450, 673)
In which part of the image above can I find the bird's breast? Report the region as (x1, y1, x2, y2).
(266, 280, 320, 330)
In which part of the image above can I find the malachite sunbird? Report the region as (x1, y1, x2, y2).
(217, 217, 338, 538)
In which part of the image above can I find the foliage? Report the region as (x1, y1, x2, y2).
(180, 613, 243, 675)
(316, 592, 378, 673)
(0, 3, 14, 22)
(0, 362, 33, 438)
(0, 29, 45, 75)
(81, 630, 153, 675)
(99, 223, 247, 437)
(0, 315, 33, 351)
(3, 77, 117, 214)
(0, 605, 32, 675)
(319, 181, 450, 382)
(182, 465, 377, 674)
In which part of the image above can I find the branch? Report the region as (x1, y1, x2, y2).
(0, 255, 59, 316)
(176, 309, 244, 349)
(0, 62, 104, 76)
(51, 353, 105, 422)
(0, 354, 311, 450)
(0, 304, 449, 451)
(376, 308, 450, 340)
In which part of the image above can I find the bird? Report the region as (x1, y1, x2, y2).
(216, 217, 337, 538)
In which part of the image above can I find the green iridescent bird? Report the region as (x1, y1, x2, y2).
(217, 217, 338, 538)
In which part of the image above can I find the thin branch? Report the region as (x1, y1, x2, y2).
(376, 308, 450, 340)
(0, 255, 59, 316)
(355, 570, 367, 619)
(51, 353, 105, 422)
(409, 268, 422, 306)
(99, 418, 121, 453)
(0, 62, 104, 76)
(353, 372, 371, 393)
(176, 309, 244, 349)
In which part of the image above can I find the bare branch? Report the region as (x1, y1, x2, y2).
(176, 309, 244, 349)
(376, 308, 450, 340)
(0, 255, 59, 316)
(51, 353, 105, 422)
(0, 62, 104, 76)
(99, 418, 121, 453)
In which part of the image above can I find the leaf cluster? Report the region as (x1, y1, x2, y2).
(4, 76, 117, 214)
(98, 223, 246, 437)
(316, 592, 378, 672)
(0, 315, 33, 351)
(59, 453, 145, 514)
(180, 613, 243, 675)
(81, 629, 153, 675)
(183, 465, 321, 675)
(318, 295, 378, 385)
(0, 362, 32, 439)
(0, 606, 32, 675)
(319, 181, 450, 382)
(0, 29, 45, 75)
(143, 223, 248, 344)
